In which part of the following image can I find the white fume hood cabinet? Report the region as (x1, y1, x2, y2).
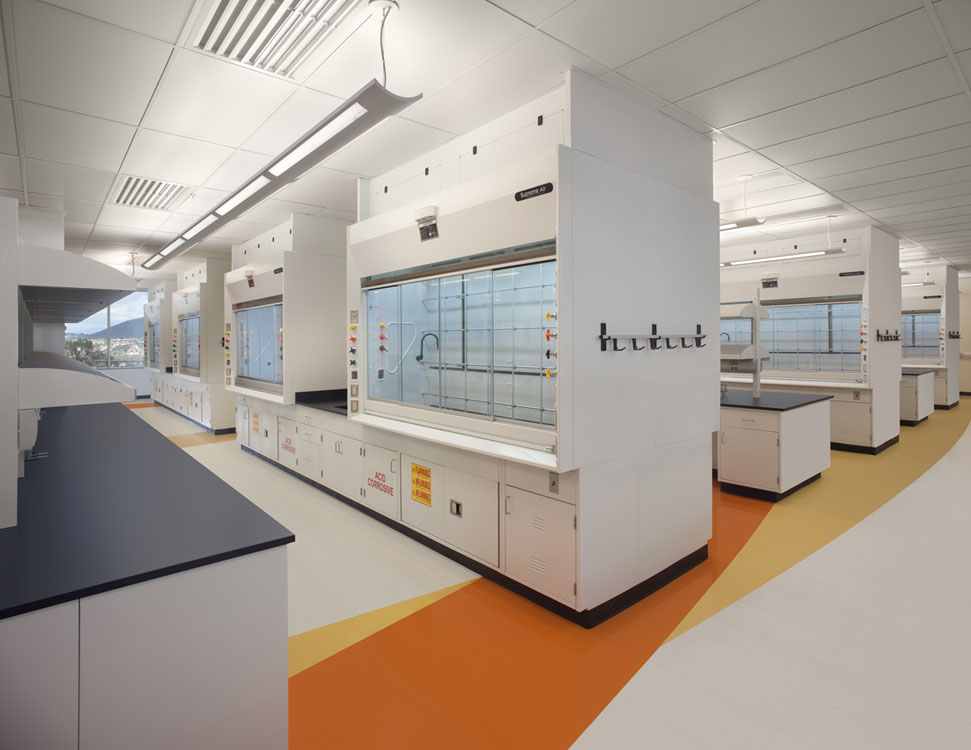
(225, 214, 347, 405)
(145, 280, 175, 373)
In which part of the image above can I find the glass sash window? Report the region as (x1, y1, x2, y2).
(235, 301, 283, 392)
(902, 312, 940, 359)
(179, 315, 201, 374)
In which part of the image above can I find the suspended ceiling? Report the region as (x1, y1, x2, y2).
(1, 0, 970, 282)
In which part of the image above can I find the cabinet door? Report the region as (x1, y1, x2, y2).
(298, 439, 320, 483)
(235, 407, 249, 447)
(277, 418, 298, 471)
(362, 444, 400, 520)
(201, 392, 211, 427)
(187, 387, 202, 422)
(830, 401, 871, 445)
(719, 426, 779, 490)
(442, 469, 499, 566)
(321, 432, 361, 500)
(261, 413, 278, 461)
(505, 487, 575, 605)
(400, 454, 444, 538)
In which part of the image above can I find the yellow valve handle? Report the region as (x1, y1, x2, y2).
(379, 322, 388, 328)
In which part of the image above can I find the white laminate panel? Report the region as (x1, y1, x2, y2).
(720, 408, 780, 432)
(0, 601, 79, 750)
(78, 548, 288, 750)
(719, 425, 780, 491)
(779, 401, 830, 492)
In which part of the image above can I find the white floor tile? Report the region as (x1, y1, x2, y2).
(894, 700, 971, 749)
(909, 668, 971, 725)
(782, 696, 891, 750)
(832, 641, 922, 697)
(807, 664, 907, 732)
(581, 694, 706, 750)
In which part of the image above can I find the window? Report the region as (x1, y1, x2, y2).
(148, 321, 161, 369)
(902, 312, 940, 359)
(65, 290, 147, 369)
(235, 298, 283, 393)
(365, 259, 557, 426)
(719, 317, 753, 346)
(760, 300, 862, 372)
(179, 314, 201, 375)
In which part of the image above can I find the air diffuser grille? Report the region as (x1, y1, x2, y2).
(195, 0, 363, 78)
(113, 176, 187, 211)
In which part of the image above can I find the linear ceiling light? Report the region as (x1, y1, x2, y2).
(720, 216, 765, 231)
(142, 79, 420, 270)
(902, 281, 935, 287)
(728, 247, 845, 266)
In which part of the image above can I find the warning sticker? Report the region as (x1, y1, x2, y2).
(368, 471, 395, 496)
(411, 463, 432, 506)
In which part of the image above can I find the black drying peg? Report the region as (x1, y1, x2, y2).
(631, 338, 645, 351)
(695, 324, 707, 348)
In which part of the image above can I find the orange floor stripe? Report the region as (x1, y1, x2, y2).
(289, 484, 770, 749)
(124, 402, 158, 409)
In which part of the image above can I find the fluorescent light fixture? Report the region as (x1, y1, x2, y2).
(142, 80, 421, 270)
(215, 176, 271, 216)
(727, 247, 845, 266)
(158, 239, 183, 257)
(268, 104, 367, 177)
(902, 281, 935, 287)
(183, 214, 218, 240)
(720, 217, 765, 231)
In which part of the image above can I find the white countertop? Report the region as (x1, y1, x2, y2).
(721, 375, 871, 390)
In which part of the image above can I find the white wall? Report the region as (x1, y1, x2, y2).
(17, 206, 64, 251)
(0, 198, 17, 528)
(866, 226, 902, 448)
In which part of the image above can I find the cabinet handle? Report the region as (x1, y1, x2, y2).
(335, 441, 342, 454)
(504, 495, 511, 515)
(390, 458, 397, 474)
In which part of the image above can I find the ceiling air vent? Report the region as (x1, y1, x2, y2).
(113, 176, 187, 211)
(194, 0, 364, 79)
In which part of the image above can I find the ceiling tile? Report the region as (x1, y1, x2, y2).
(812, 146, 971, 193)
(25, 159, 114, 202)
(404, 30, 605, 135)
(892, 216, 971, 233)
(850, 180, 971, 212)
(960, 49, 971, 81)
(143, 50, 296, 148)
(719, 192, 844, 221)
(868, 188, 971, 221)
(723, 59, 960, 149)
(541, 0, 752, 70)
(0, 33, 8, 98)
(620, 0, 921, 102)
(242, 88, 345, 157)
(88, 225, 154, 244)
(315, 206, 357, 223)
(156, 213, 197, 234)
(271, 165, 359, 207)
(123, 129, 233, 186)
(874, 201, 971, 222)
(832, 165, 971, 203)
(716, 180, 822, 213)
(21, 102, 134, 171)
(0, 97, 16, 155)
(936, 0, 971, 53)
(41, 0, 195, 44)
(27, 193, 102, 223)
(64, 221, 93, 240)
(677, 10, 944, 128)
(487, 0, 576, 26)
(711, 135, 749, 161)
(64, 237, 85, 252)
(0, 153, 21, 191)
(306, 0, 528, 100)
(322, 116, 453, 177)
(201, 150, 269, 192)
(761, 95, 971, 166)
(96, 203, 168, 231)
(170, 187, 230, 217)
(14, 0, 170, 125)
(712, 151, 779, 185)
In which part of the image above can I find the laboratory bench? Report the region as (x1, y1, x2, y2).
(0, 403, 293, 750)
(718, 391, 833, 502)
(900, 368, 935, 426)
(901, 362, 960, 409)
(294, 388, 349, 416)
(721, 375, 898, 454)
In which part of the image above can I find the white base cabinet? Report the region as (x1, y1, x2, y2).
(362, 443, 400, 519)
(900, 370, 934, 423)
(504, 487, 576, 606)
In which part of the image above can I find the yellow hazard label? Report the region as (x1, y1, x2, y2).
(411, 463, 432, 506)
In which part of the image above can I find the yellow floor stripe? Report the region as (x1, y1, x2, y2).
(670, 399, 971, 640)
(168, 431, 237, 448)
(288, 580, 476, 677)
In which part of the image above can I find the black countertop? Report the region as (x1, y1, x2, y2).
(0, 403, 294, 620)
(295, 389, 348, 416)
(902, 368, 936, 376)
(721, 391, 833, 411)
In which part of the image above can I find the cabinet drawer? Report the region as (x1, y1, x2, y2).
(827, 388, 871, 403)
(298, 424, 322, 443)
(720, 408, 779, 432)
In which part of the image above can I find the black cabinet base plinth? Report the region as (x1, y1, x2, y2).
(831, 435, 899, 455)
(720, 472, 821, 503)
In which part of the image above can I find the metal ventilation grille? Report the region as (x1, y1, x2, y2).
(113, 176, 187, 211)
(195, 0, 363, 78)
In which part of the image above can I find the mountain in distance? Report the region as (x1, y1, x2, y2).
(70, 317, 144, 340)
